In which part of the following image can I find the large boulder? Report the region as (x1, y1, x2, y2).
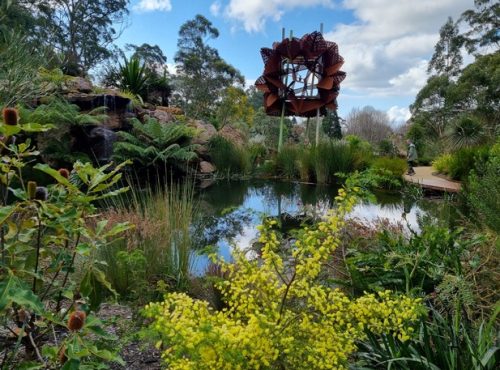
(149, 109, 174, 125)
(189, 120, 217, 158)
(190, 120, 217, 145)
(156, 106, 184, 115)
(219, 125, 246, 147)
(199, 161, 215, 174)
(63, 77, 93, 94)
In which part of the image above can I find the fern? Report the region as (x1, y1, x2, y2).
(21, 99, 107, 127)
(19, 98, 107, 168)
(113, 117, 198, 168)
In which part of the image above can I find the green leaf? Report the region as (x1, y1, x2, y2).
(9, 187, 27, 200)
(90, 348, 124, 364)
(0, 275, 44, 313)
(61, 359, 81, 370)
(0, 124, 22, 136)
(34, 164, 78, 191)
(76, 243, 92, 257)
(41, 345, 59, 360)
(480, 347, 499, 367)
(80, 268, 117, 311)
(0, 205, 16, 224)
(15, 362, 44, 370)
(103, 222, 131, 238)
(20, 122, 55, 132)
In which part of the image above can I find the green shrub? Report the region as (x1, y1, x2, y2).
(465, 143, 500, 233)
(247, 142, 267, 169)
(296, 146, 315, 182)
(118, 57, 149, 98)
(372, 156, 407, 177)
(378, 138, 396, 156)
(344, 224, 477, 295)
(275, 145, 299, 179)
(448, 114, 486, 150)
(345, 134, 374, 169)
(209, 135, 249, 175)
(0, 111, 128, 367)
(448, 146, 489, 180)
(433, 153, 454, 174)
(255, 159, 276, 177)
(370, 156, 406, 189)
(313, 140, 357, 183)
(358, 306, 499, 370)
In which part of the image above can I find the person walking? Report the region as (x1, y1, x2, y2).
(406, 139, 417, 175)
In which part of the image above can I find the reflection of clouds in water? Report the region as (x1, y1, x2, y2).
(234, 227, 259, 251)
(193, 181, 431, 274)
(349, 202, 423, 232)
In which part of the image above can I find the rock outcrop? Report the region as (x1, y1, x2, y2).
(219, 125, 246, 147)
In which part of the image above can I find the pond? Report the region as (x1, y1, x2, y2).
(191, 180, 456, 274)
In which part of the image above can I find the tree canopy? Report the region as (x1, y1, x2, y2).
(32, 0, 129, 76)
(173, 14, 244, 119)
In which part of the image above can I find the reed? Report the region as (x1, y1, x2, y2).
(99, 178, 196, 301)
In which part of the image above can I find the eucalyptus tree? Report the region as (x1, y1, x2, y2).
(173, 14, 244, 119)
(427, 17, 463, 77)
(35, 0, 129, 76)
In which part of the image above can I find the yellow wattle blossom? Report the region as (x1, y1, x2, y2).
(144, 184, 423, 369)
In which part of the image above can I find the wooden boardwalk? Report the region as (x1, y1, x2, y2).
(403, 167, 461, 193)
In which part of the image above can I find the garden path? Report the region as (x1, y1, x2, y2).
(404, 166, 461, 193)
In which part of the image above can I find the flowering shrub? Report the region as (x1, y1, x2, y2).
(144, 186, 423, 370)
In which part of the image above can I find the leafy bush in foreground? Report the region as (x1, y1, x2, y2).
(0, 109, 129, 368)
(144, 185, 422, 369)
(465, 142, 500, 233)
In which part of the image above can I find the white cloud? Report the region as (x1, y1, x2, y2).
(389, 60, 428, 94)
(133, 0, 172, 12)
(210, 1, 222, 16)
(323, 0, 472, 97)
(166, 63, 178, 75)
(387, 106, 411, 126)
(219, 0, 334, 33)
(244, 78, 256, 90)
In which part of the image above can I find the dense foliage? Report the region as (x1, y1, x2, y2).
(144, 185, 423, 369)
(0, 109, 129, 368)
(113, 117, 198, 169)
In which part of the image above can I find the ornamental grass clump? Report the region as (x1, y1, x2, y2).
(144, 184, 423, 370)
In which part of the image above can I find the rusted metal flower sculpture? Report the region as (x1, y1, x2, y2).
(255, 31, 346, 118)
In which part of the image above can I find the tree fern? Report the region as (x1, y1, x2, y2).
(19, 98, 107, 167)
(113, 117, 198, 168)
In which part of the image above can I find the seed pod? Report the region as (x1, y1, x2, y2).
(34, 186, 48, 201)
(58, 168, 70, 179)
(67, 310, 86, 331)
(2, 107, 18, 126)
(27, 181, 37, 200)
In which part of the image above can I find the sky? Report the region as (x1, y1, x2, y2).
(118, 0, 474, 125)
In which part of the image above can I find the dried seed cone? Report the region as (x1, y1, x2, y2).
(68, 310, 86, 331)
(2, 108, 18, 125)
(27, 181, 37, 200)
(58, 168, 70, 179)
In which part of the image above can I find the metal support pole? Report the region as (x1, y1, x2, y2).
(315, 108, 320, 146)
(315, 24, 324, 147)
(278, 30, 293, 153)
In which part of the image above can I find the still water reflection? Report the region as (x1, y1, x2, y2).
(191, 180, 454, 273)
